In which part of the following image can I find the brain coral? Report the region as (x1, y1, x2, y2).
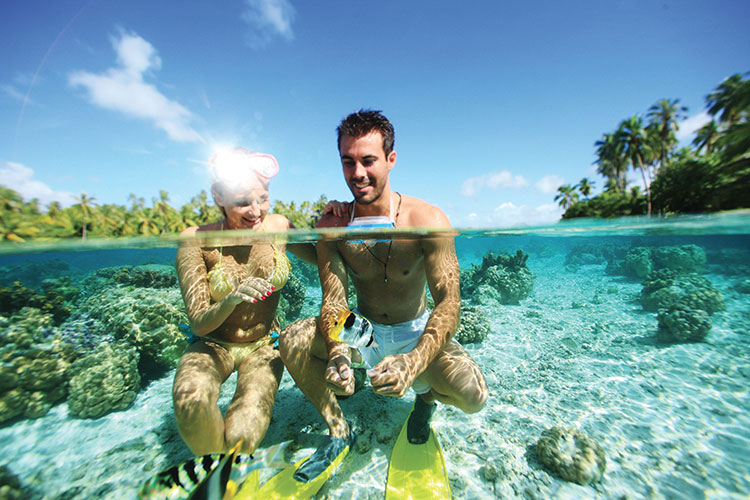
(640, 271, 724, 315)
(651, 244, 706, 274)
(67, 342, 140, 418)
(0, 308, 74, 423)
(613, 244, 707, 279)
(461, 250, 535, 305)
(537, 426, 606, 486)
(454, 303, 491, 344)
(82, 286, 188, 370)
(657, 301, 712, 342)
(112, 265, 177, 289)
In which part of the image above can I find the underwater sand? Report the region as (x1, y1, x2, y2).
(1, 235, 749, 499)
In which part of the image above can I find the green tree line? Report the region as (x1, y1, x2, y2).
(0, 186, 330, 242)
(556, 71, 750, 218)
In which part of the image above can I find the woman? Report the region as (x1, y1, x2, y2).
(173, 147, 330, 455)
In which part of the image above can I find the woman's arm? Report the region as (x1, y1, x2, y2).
(176, 233, 238, 336)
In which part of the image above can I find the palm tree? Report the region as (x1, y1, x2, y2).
(693, 120, 720, 154)
(647, 98, 688, 171)
(72, 192, 97, 240)
(152, 190, 183, 233)
(576, 178, 594, 199)
(706, 73, 749, 126)
(0, 186, 25, 213)
(616, 116, 655, 215)
(594, 133, 627, 193)
(0, 212, 42, 242)
(554, 184, 579, 210)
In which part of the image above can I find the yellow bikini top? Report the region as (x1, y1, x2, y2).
(207, 222, 291, 302)
(268, 244, 291, 290)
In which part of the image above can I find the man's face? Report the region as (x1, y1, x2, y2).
(339, 131, 396, 205)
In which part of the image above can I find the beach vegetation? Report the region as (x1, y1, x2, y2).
(560, 72, 750, 218)
(0, 184, 330, 242)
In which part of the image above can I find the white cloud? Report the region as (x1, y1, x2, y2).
(242, 0, 296, 48)
(1, 162, 76, 208)
(535, 174, 565, 194)
(68, 32, 203, 143)
(1, 84, 34, 105)
(490, 202, 562, 227)
(677, 111, 711, 142)
(461, 170, 529, 197)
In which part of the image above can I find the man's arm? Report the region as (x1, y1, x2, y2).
(315, 214, 356, 394)
(368, 204, 460, 397)
(409, 227, 460, 372)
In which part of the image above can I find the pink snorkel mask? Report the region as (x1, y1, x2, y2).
(210, 148, 279, 184)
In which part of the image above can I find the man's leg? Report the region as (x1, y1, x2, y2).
(408, 340, 488, 443)
(278, 317, 350, 439)
(279, 318, 356, 482)
(172, 341, 234, 455)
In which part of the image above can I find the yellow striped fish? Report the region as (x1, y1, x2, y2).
(329, 309, 377, 350)
(138, 441, 289, 500)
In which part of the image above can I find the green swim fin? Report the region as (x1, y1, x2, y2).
(385, 416, 451, 500)
(255, 443, 350, 500)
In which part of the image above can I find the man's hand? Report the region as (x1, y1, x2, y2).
(325, 352, 355, 396)
(367, 354, 416, 398)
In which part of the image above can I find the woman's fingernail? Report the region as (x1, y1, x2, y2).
(252, 299, 257, 303)
(271, 285, 276, 290)
(266, 291, 272, 296)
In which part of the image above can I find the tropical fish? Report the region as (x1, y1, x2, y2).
(138, 441, 290, 500)
(329, 310, 377, 350)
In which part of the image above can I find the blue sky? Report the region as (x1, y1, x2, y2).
(1, 0, 748, 228)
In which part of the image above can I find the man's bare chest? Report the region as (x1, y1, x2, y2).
(340, 240, 424, 283)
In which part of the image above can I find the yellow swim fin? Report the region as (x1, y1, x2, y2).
(385, 414, 451, 499)
(255, 444, 350, 500)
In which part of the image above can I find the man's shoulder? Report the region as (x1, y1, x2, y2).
(399, 194, 451, 228)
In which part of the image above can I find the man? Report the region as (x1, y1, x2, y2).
(279, 109, 488, 482)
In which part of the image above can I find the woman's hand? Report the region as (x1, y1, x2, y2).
(224, 276, 275, 306)
(323, 200, 350, 218)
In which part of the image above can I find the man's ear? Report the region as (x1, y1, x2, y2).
(387, 150, 396, 170)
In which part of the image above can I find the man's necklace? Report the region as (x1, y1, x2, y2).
(363, 193, 402, 283)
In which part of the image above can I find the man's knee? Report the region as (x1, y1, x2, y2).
(460, 384, 488, 414)
(279, 317, 327, 364)
(278, 317, 315, 354)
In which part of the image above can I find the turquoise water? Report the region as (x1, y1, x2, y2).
(0, 212, 749, 499)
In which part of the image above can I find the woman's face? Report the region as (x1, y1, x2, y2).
(220, 185, 270, 230)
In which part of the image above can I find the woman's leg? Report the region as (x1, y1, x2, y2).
(172, 341, 234, 455)
(224, 343, 284, 454)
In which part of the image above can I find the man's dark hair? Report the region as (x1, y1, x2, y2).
(336, 109, 395, 156)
